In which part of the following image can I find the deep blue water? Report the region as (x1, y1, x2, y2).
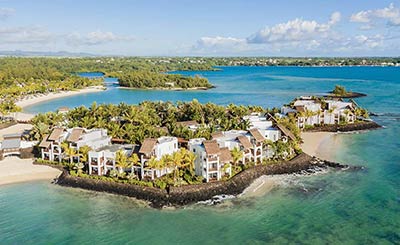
(2, 66, 399, 244)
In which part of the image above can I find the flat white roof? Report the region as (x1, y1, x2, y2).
(293, 100, 320, 106)
(157, 136, 177, 144)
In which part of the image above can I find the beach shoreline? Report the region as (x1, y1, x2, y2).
(301, 131, 337, 160)
(118, 86, 212, 91)
(0, 157, 61, 186)
(240, 131, 342, 198)
(15, 86, 105, 110)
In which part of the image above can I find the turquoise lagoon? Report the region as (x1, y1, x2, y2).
(2, 66, 399, 244)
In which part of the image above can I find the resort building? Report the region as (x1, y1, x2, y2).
(281, 97, 357, 129)
(188, 138, 232, 182)
(138, 136, 179, 179)
(39, 127, 111, 163)
(66, 128, 111, 151)
(39, 127, 68, 162)
(175, 120, 201, 131)
(212, 128, 266, 164)
(323, 100, 356, 124)
(57, 107, 69, 114)
(243, 113, 281, 142)
(0, 133, 36, 159)
(88, 144, 135, 176)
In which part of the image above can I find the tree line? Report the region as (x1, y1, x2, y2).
(114, 71, 212, 89)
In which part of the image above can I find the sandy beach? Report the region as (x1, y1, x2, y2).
(301, 132, 340, 160)
(241, 131, 343, 198)
(15, 86, 104, 109)
(301, 132, 333, 157)
(240, 175, 281, 198)
(0, 157, 61, 186)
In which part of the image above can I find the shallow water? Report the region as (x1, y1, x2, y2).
(2, 66, 400, 244)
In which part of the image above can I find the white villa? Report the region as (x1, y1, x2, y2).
(39, 127, 111, 163)
(88, 144, 134, 176)
(66, 128, 110, 151)
(188, 138, 232, 182)
(39, 127, 68, 162)
(323, 100, 356, 124)
(281, 97, 357, 129)
(138, 136, 179, 180)
(36, 114, 299, 183)
(243, 113, 282, 142)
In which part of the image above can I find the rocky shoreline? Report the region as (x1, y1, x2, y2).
(55, 153, 358, 208)
(325, 91, 367, 98)
(304, 121, 381, 133)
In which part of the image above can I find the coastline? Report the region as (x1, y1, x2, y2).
(241, 131, 341, 198)
(15, 86, 105, 110)
(0, 157, 61, 186)
(56, 153, 353, 208)
(118, 86, 213, 91)
(301, 131, 337, 160)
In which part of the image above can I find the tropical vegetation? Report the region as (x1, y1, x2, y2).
(30, 99, 270, 143)
(115, 71, 212, 89)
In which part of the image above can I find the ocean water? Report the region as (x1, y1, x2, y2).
(2, 66, 399, 244)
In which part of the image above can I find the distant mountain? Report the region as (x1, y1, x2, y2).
(0, 50, 98, 57)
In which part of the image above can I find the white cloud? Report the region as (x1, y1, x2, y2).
(196, 36, 245, 47)
(247, 12, 339, 44)
(66, 31, 134, 46)
(191, 36, 248, 54)
(190, 11, 397, 56)
(0, 26, 53, 44)
(354, 34, 384, 48)
(0, 7, 14, 20)
(329, 11, 342, 25)
(350, 3, 400, 26)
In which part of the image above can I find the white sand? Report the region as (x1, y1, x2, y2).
(0, 157, 61, 186)
(241, 132, 343, 198)
(301, 132, 336, 159)
(240, 175, 282, 198)
(16, 86, 104, 109)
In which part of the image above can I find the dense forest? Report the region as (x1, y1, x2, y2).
(115, 71, 212, 89)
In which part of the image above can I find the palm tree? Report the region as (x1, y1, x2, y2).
(161, 154, 174, 172)
(128, 153, 140, 176)
(171, 150, 184, 183)
(181, 148, 196, 170)
(146, 157, 159, 179)
(30, 122, 50, 140)
(231, 147, 244, 167)
(78, 145, 92, 164)
(128, 153, 140, 167)
(61, 142, 77, 163)
(115, 150, 130, 174)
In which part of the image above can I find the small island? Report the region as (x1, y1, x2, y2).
(114, 71, 214, 90)
(325, 85, 367, 98)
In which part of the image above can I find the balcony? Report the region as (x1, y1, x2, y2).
(206, 156, 218, 162)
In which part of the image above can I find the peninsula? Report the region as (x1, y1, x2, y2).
(0, 84, 380, 207)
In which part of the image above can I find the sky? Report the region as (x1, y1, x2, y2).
(0, 0, 400, 56)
